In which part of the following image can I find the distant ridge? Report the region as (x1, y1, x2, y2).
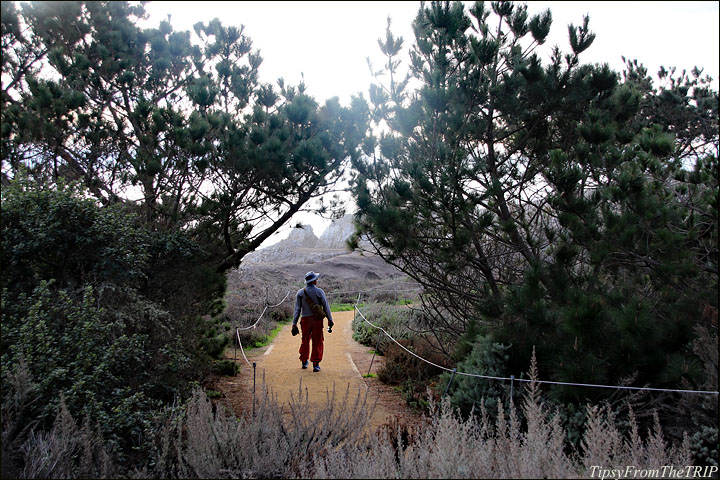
(243, 214, 360, 265)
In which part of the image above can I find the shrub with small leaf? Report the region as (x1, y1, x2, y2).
(352, 303, 419, 353)
(441, 334, 513, 419)
(1, 180, 213, 469)
(212, 359, 239, 377)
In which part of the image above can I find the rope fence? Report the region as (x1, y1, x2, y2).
(229, 280, 717, 397)
(230, 279, 422, 416)
(232, 281, 423, 364)
(353, 292, 720, 397)
(235, 327, 253, 367)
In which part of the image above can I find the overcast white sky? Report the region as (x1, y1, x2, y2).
(142, 1, 720, 246)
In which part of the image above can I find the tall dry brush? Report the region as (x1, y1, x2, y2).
(6, 359, 697, 479)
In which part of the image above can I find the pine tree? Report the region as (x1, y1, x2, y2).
(351, 0, 718, 409)
(1, 1, 370, 271)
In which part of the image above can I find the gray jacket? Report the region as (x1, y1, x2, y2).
(293, 284, 333, 325)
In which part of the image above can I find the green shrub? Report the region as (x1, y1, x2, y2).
(0, 280, 202, 457)
(352, 303, 418, 353)
(0, 179, 148, 293)
(212, 360, 239, 377)
(353, 318, 380, 348)
(441, 335, 512, 419)
(208, 297, 227, 318)
(200, 316, 233, 359)
(201, 333, 231, 359)
(392, 297, 417, 305)
(205, 390, 223, 399)
(0, 180, 211, 467)
(689, 425, 718, 467)
(452, 317, 481, 362)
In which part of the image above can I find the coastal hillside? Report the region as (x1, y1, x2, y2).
(242, 214, 370, 266)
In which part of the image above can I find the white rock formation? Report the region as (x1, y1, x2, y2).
(242, 214, 374, 265)
(286, 224, 319, 248)
(243, 225, 318, 264)
(316, 214, 356, 250)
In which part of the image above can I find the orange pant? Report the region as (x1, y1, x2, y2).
(299, 315, 324, 363)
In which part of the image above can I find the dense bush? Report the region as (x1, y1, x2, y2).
(1, 284, 173, 450)
(200, 316, 233, 359)
(440, 335, 513, 419)
(378, 337, 449, 412)
(355, 298, 716, 463)
(352, 303, 420, 353)
(0, 180, 218, 469)
(212, 359, 240, 377)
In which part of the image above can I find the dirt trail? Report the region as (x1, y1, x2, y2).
(215, 310, 421, 434)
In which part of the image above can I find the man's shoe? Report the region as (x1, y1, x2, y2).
(302, 360, 309, 369)
(312, 363, 320, 372)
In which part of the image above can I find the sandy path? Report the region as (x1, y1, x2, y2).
(218, 310, 417, 434)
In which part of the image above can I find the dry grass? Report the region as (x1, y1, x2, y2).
(306, 395, 692, 479)
(5, 354, 697, 479)
(1, 359, 113, 478)
(133, 354, 692, 478)
(16, 397, 114, 479)
(133, 379, 375, 478)
(308, 356, 693, 479)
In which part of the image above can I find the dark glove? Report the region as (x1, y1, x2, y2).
(327, 320, 334, 333)
(291, 324, 299, 336)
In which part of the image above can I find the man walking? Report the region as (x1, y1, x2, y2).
(292, 271, 334, 372)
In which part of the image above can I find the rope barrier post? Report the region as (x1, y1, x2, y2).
(443, 368, 457, 398)
(367, 335, 381, 377)
(510, 375, 515, 399)
(234, 328, 237, 362)
(252, 362, 257, 418)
